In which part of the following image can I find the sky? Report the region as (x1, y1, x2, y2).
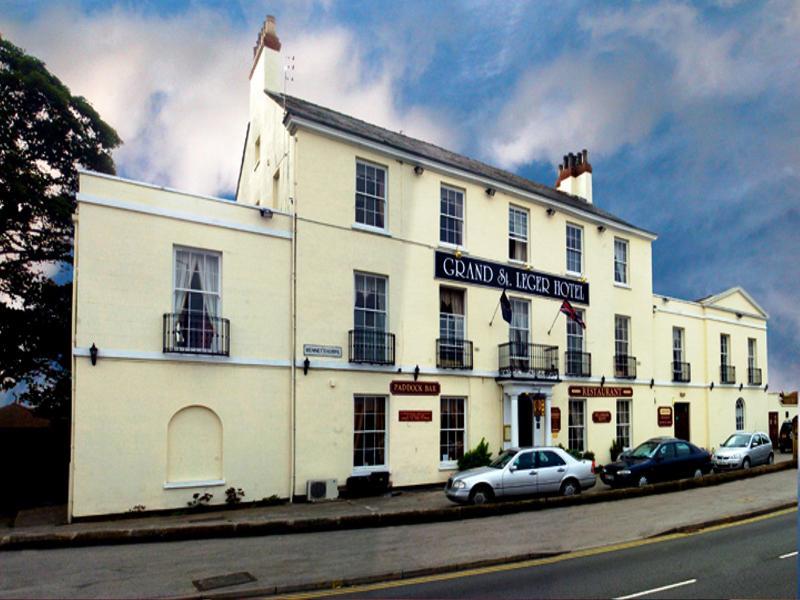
(2, 0, 798, 393)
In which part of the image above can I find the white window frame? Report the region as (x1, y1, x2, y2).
(508, 205, 529, 262)
(354, 272, 388, 332)
(615, 315, 630, 357)
(735, 398, 745, 431)
(439, 286, 466, 342)
(172, 246, 222, 353)
(568, 398, 586, 453)
(616, 399, 631, 448)
(672, 327, 684, 364)
(720, 334, 730, 366)
(747, 338, 757, 370)
(509, 297, 530, 363)
(566, 223, 583, 276)
(439, 397, 466, 469)
(440, 184, 465, 247)
(566, 308, 586, 376)
(355, 159, 388, 232)
(353, 395, 388, 473)
(614, 238, 629, 285)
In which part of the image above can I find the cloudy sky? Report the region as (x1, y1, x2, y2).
(2, 0, 798, 391)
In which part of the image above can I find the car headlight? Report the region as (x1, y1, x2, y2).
(618, 469, 631, 476)
(452, 480, 466, 490)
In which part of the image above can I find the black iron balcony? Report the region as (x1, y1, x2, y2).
(672, 361, 691, 383)
(614, 355, 637, 379)
(564, 351, 591, 377)
(163, 312, 230, 356)
(748, 367, 762, 386)
(436, 338, 473, 370)
(349, 329, 396, 365)
(498, 342, 559, 380)
(720, 364, 736, 384)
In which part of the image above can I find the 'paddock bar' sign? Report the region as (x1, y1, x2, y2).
(434, 251, 589, 305)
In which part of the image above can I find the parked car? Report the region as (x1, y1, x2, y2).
(778, 419, 795, 453)
(600, 437, 712, 488)
(445, 447, 596, 504)
(713, 431, 774, 470)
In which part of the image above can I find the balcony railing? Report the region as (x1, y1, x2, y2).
(349, 329, 396, 365)
(436, 338, 473, 370)
(564, 351, 591, 377)
(163, 312, 230, 356)
(720, 364, 736, 384)
(672, 361, 691, 383)
(748, 367, 762, 386)
(498, 342, 559, 380)
(614, 355, 637, 379)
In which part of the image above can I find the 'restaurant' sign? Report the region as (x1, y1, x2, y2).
(399, 410, 433, 422)
(592, 411, 612, 424)
(569, 385, 633, 398)
(434, 251, 589, 305)
(658, 406, 673, 427)
(390, 381, 441, 395)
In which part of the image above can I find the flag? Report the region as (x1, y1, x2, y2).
(560, 299, 586, 329)
(500, 290, 512, 324)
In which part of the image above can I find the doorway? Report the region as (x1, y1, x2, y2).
(769, 412, 779, 448)
(674, 403, 690, 441)
(518, 394, 533, 447)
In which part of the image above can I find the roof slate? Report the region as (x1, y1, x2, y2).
(268, 91, 656, 236)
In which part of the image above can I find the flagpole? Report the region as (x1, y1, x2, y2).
(546, 304, 562, 336)
(488, 296, 501, 326)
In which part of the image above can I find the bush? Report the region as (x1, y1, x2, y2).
(458, 437, 493, 471)
(609, 438, 624, 461)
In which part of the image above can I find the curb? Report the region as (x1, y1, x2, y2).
(1, 461, 795, 551)
(172, 501, 798, 600)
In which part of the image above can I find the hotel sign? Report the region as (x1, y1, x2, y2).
(434, 251, 589, 305)
(658, 406, 673, 427)
(569, 386, 633, 398)
(592, 411, 612, 424)
(390, 381, 441, 395)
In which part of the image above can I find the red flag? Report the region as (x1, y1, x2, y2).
(560, 300, 586, 329)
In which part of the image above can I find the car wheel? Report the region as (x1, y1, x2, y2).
(742, 457, 751, 470)
(768, 453, 774, 465)
(637, 474, 649, 488)
(469, 485, 494, 505)
(693, 468, 703, 479)
(560, 479, 580, 497)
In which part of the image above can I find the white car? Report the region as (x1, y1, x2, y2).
(445, 447, 596, 504)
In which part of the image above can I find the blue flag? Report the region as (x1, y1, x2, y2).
(500, 290, 512, 324)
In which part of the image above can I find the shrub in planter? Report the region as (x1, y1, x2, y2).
(458, 437, 492, 471)
(609, 438, 624, 462)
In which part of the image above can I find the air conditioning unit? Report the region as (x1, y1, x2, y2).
(306, 479, 338, 502)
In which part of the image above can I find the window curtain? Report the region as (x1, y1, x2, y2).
(173, 251, 194, 345)
(198, 255, 220, 349)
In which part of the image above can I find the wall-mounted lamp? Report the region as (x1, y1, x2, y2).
(413, 165, 424, 176)
(710, 382, 715, 391)
(735, 312, 743, 319)
(89, 343, 98, 366)
(597, 225, 606, 233)
(414, 365, 420, 381)
(303, 357, 310, 375)
(455, 250, 462, 259)
(546, 208, 556, 216)
(739, 383, 743, 391)
(259, 207, 273, 218)
(485, 187, 496, 197)
(600, 375, 605, 387)
(662, 297, 669, 303)
(650, 378, 655, 389)
(764, 384, 769, 392)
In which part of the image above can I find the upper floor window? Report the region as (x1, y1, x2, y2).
(355, 160, 386, 229)
(508, 206, 528, 262)
(615, 315, 630, 357)
(747, 338, 757, 369)
(614, 238, 629, 284)
(720, 334, 730, 366)
(440, 185, 464, 246)
(566, 223, 583, 275)
(173, 247, 221, 353)
(354, 272, 387, 332)
(672, 327, 684, 363)
(439, 287, 465, 342)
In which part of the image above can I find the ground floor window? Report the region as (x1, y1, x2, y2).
(616, 399, 631, 448)
(736, 398, 745, 431)
(568, 399, 586, 452)
(354, 396, 386, 469)
(440, 397, 466, 466)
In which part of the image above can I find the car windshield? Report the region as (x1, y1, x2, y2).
(489, 450, 516, 469)
(629, 441, 659, 458)
(722, 434, 751, 448)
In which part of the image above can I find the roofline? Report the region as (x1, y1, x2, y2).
(234, 121, 250, 202)
(284, 115, 658, 242)
(653, 291, 769, 321)
(77, 169, 292, 217)
(698, 286, 770, 319)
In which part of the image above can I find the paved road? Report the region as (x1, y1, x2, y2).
(333, 510, 797, 599)
(0, 470, 795, 598)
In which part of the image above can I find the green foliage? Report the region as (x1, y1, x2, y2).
(0, 38, 120, 418)
(610, 438, 624, 461)
(458, 437, 493, 471)
(187, 492, 213, 508)
(225, 487, 245, 505)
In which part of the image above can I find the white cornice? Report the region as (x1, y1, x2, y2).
(654, 305, 768, 329)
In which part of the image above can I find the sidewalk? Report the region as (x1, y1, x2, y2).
(1, 458, 795, 551)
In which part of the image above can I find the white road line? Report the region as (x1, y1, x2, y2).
(615, 579, 697, 600)
(779, 551, 797, 559)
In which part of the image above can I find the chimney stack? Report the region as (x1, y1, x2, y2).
(555, 148, 593, 204)
(250, 15, 282, 93)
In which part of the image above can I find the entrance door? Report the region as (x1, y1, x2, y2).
(518, 395, 533, 447)
(674, 403, 690, 441)
(769, 412, 779, 448)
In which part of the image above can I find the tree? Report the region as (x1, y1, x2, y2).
(0, 38, 121, 418)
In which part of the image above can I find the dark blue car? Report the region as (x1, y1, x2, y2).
(601, 437, 712, 488)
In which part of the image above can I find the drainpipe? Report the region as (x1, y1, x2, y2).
(289, 132, 298, 502)
(68, 209, 80, 523)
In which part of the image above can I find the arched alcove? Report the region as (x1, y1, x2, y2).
(167, 406, 223, 483)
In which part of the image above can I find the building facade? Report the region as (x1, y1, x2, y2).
(69, 17, 779, 518)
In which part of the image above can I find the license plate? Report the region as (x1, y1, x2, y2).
(606, 474, 614, 480)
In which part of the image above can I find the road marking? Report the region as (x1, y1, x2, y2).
(614, 579, 697, 599)
(280, 507, 796, 599)
(779, 551, 797, 559)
